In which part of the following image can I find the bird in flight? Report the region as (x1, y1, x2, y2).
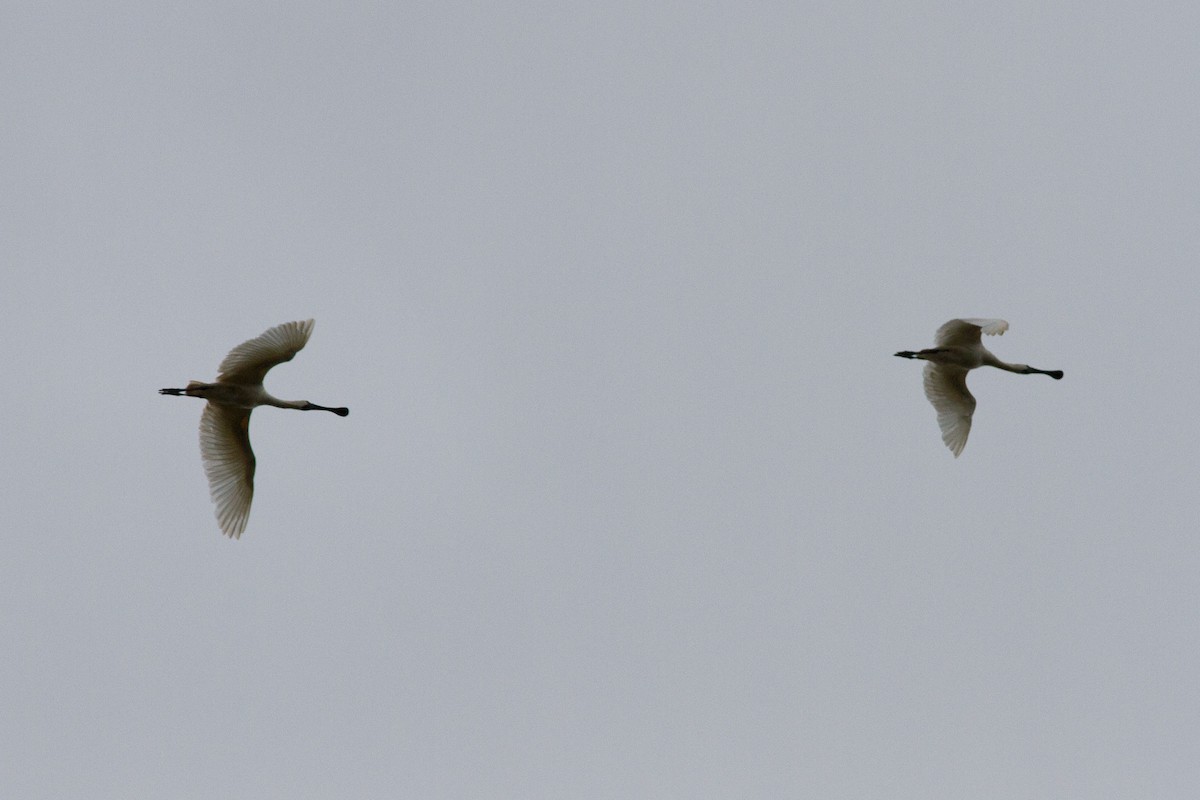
(160, 319, 348, 538)
(895, 318, 1061, 457)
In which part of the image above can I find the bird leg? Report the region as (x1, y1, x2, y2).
(160, 381, 210, 398)
(894, 348, 945, 360)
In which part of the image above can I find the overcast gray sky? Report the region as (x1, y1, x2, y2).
(4, 2, 1200, 797)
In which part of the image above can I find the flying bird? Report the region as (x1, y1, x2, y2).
(160, 319, 348, 538)
(895, 318, 1061, 457)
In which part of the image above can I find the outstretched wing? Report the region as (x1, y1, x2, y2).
(923, 363, 976, 457)
(933, 318, 1008, 348)
(217, 319, 315, 384)
(199, 403, 256, 538)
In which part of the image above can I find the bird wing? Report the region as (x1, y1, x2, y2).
(216, 319, 316, 384)
(933, 318, 1008, 348)
(923, 363, 976, 457)
(199, 403, 256, 538)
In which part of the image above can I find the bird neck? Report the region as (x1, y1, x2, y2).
(263, 395, 308, 410)
(981, 351, 1027, 374)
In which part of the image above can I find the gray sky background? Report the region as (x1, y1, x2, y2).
(4, 2, 1200, 797)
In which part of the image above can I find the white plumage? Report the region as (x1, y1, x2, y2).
(896, 318, 1062, 457)
(161, 320, 348, 538)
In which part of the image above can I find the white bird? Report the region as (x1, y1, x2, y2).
(160, 319, 348, 538)
(895, 318, 1061, 457)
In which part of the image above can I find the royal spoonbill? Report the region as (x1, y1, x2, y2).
(895, 318, 1061, 457)
(160, 319, 348, 537)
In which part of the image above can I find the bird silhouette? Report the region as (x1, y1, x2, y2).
(895, 318, 1061, 457)
(160, 319, 348, 537)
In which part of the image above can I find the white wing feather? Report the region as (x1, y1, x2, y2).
(199, 403, 256, 538)
(923, 363, 976, 457)
(934, 318, 1008, 348)
(217, 319, 315, 384)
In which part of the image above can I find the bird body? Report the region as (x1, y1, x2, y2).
(896, 318, 1061, 457)
(161, 319, 347, 538)
(171, 381, 332, 411)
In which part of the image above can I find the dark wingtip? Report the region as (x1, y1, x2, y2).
(894, 351, 917, 359)
(333, 407, 349, 417)
(1048, 370, 1064, 380)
